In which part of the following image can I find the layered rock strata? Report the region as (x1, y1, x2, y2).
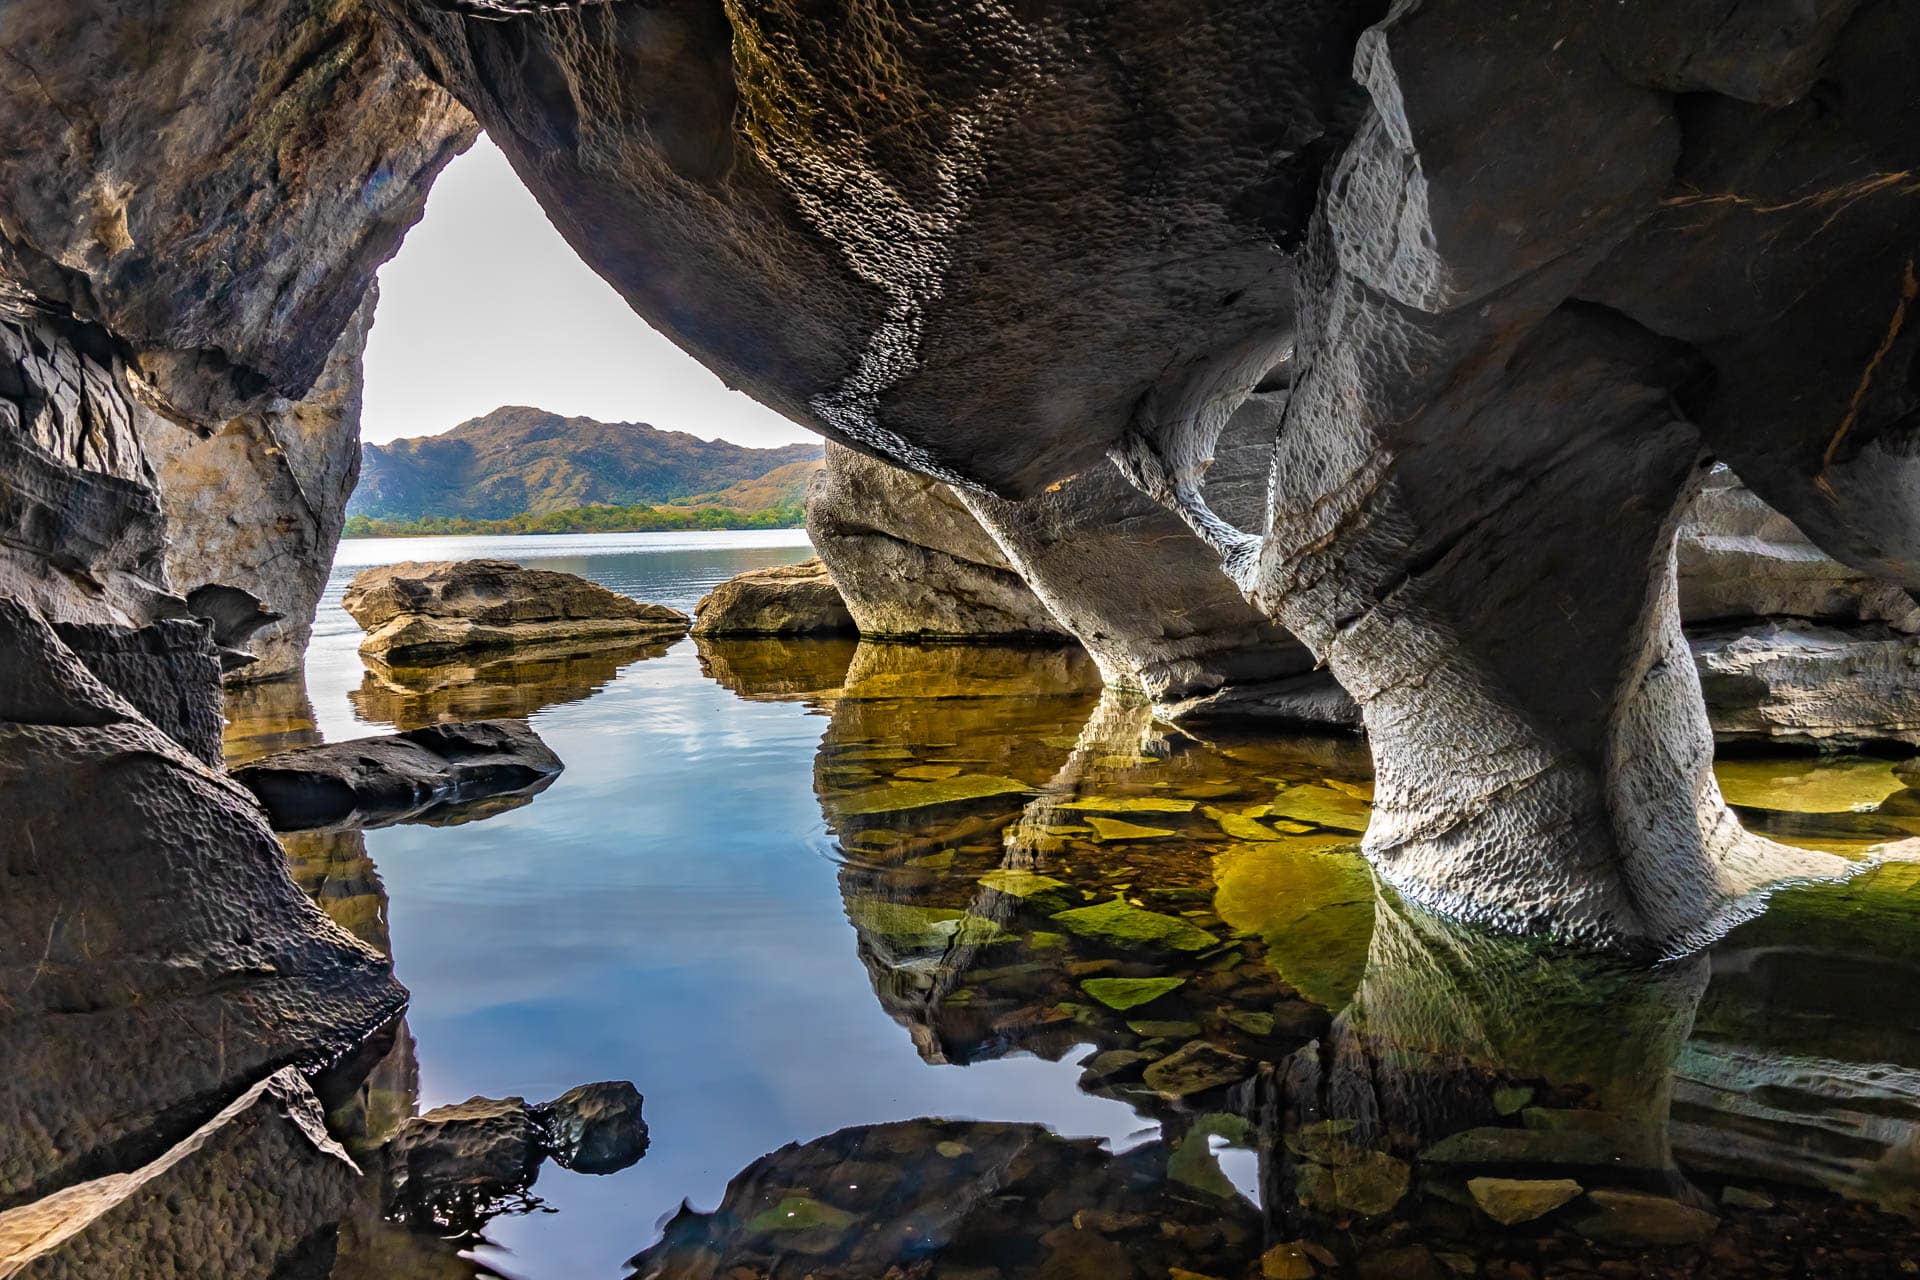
(232, 718, 564, 831)
(807, 445, 1068, 640)
(691, 557, 855, 636)
(343, 559, 689, 662)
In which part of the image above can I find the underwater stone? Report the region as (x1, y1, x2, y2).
(1142, 1041, 1252, 1098)
(1296, 1150, 1412, 1217)
(1079, 977, 1186, 1011)
(833, 774, 1031, 816)
(1467, 1177, 1584, 1225)
(1421, 1127, 1618, 1168)
(1051, 898, 1219, 953)
(1085, 815, 1180, 841)
(1570, 1189, 1719, 1246)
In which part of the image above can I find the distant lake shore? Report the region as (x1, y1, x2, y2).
(342, 504, 804, 539)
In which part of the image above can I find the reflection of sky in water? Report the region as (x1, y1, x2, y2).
(311, 533, 1147, 1279)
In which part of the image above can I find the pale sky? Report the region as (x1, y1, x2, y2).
(359, 135, 818, 449)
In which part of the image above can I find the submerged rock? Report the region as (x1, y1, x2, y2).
(1467, 1176, 1584, 1225)
(343, 559, 688, 662)
(1570, 1189, 1719, 1246)
(692, 557, 856, 636)
(231, 718, 563, 831)
(1141, 1040, 1252, 1098)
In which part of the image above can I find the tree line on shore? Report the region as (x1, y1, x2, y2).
(342, 502, 806, 538)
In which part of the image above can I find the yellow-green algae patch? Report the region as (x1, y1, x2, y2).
(894, 764, 964, 780)
(1212, 840, 1375, 1010)
(1058, 795, 1198, 814)
(1714, 755, 1905, 813)
(847, 899, 1015, 949)
(1267, 783, 1371, 833)
(1080, 975, 1186, 1010)
(978, 868, 1070, 898)
(747, 1196, 856, 1233)
(1086, 815, 1178, 841)
(833, 774, 1030, 815)
(1051, 897, 1219, 952)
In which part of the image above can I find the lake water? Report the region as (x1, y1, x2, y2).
(227, 531, 1920, 1278)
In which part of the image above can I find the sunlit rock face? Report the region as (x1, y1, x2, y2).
(136, 294, 376, 683)
(381, 0, 1920, 949)
(807, 443, 1068, 640)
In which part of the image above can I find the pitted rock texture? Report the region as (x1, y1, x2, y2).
(48, 617, 225, 767)
(692, 557, 856, 636)
(0, 599, 405, 1209)
(0, 0, 473, 422)
(0, 1068, 361, 1279)
(232, 718, 564, 831)
(0, 310, 174, 628)
(343, 559, 690, 662)
(138, 293, 375, 682)
(807, 444, 1069, 640)
(373, 0, 1920, 949)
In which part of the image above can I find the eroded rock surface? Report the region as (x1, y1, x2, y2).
(808, 445, 1067, 640)
(232, 718, 563, 831)
(0, 599, 405, 1208)
(692, 557, 855, 636)
(343, 559, 689, 662)
(0, 1068, 361, 1279)
(138, 294, 376, 682)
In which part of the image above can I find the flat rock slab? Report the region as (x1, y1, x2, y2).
(691, 558, 856, 636)
(1468, 1176, 1584, 1225)
(232, 718, 563, 831)
(344, 559, 688, 662)
(1571, 1189, 1719, 1246)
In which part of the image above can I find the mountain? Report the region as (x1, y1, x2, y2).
(349, 405, 824, 520)
(668, 459, 823, 512)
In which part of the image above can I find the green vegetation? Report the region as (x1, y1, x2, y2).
(341, 502, 806, 538)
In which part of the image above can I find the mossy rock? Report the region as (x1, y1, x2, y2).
(834, 774, 1030, 815)
(979, 868, 1070, 899)
(1058, 795, 1197, 814)
(1142, 1040, 1252, 1097)
(747, 1195, 857, 1234)
(1267, 783, 1371, 833)
(1086, 815, 1179, 841)
(1212, 842, 1375, 1010)
(846, 899, 1014, 950)
(1080, 976, 1186, 1010)
(1296, 1149, 1410, 1217)
(1051, 897, 1219, 953)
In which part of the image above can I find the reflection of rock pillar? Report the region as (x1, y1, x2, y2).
(1000, 687, 1158, 867)
(1256, 889, 1708, 1229)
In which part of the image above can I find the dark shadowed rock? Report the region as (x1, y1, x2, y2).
(48, 616, 225, 767)
(535, 1081, 649, 1175)
(0, 599, 405, 1208)
(692, 558, 855, 636)
(232, 718, 563, 831)
(382, 1095, 541, 1220)
(0, 1068, 361, 1279)
(344, 559, 689, 662)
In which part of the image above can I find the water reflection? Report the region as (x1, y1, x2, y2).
(49, 620, 1920, 1276)
(353, 640, 675, 731)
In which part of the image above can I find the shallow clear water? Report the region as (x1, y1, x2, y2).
(225, 532, 1920, 1278)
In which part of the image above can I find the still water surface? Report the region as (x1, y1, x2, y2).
(225, 531, 1920, 1278)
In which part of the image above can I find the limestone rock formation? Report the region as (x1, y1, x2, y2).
(377, 0, 1920, 950)
(1680, 470, 1920, 632)
(1680, 472, 1920, 749)
(691, 557, 855, 636)
(232, 718, 563, 831)
(0, 599, 406, 1208)
(46, 616, 226, 767)
(137, 293, 376, 683)
(343, 559, 689, 662)
(807, 445, 1068, 640)
(533, 1081, 649, 1175)
(961, 394, 1357, 727)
